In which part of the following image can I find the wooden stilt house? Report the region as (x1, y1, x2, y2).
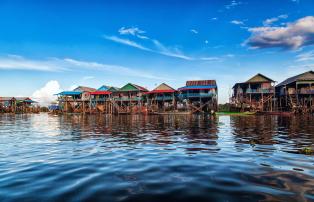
(276, 71, 314, 113)
(57, 86, 96, 113)
(0, 97, 37, 113)
(111, 83, 148, 114)
(178, 80, 218, 113)
(145, 83, 177, 113)
(231, 74, 275, 112)
(89, 85, 113, 114)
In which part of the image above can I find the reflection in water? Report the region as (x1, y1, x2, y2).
(0, 113, 313, 201)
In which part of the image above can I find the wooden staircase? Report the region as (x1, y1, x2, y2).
(289, 94, 297, 108)
(258, 95, 273, 111)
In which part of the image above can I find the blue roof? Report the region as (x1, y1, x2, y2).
(24, 100, 37, 103)
(178, 85, 217, 91)
(56, 91, 82, 96)
(97, 85, 110, 91)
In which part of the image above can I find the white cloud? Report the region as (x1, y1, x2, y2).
(225, 54, 235, 58)
(190, 29, 198, 34)
(103, 35, 152, 51)
(225, 0, 242, 9)
(296, 50, 314, 62)
(119, 27, 145, 35)
(118, 27, 148, 39)
(64, 58, 168, 80)
(104, 34, 193, 60)
(245, 16, 314, 50)
(211, 17, 218, 20)
(0, 55, 66, 72)
(82, 76, 95, 80)
(31, 80, 62, 106)
(200, 57, 221, 61)
(230, 20, 244, 25)
(263, 14, 288, 26)
(0, 54, 170, 80)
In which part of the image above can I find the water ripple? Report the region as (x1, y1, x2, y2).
(0, 113, 313, 201)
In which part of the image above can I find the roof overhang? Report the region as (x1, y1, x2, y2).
(90, 91, 112, 95)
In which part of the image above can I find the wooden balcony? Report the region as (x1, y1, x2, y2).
(246, 88, 274, 94)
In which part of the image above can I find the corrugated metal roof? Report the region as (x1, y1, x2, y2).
(178, 85, 217, 91)
(277, 71, 314, 87)
(73, 86, 96, 92)
(0, 97, 35, 102)
(145, 89, 176, 94)
(56, 91, 82, 96)
(97, 85, 110, 91)
(186, 80, 217, 86)
(90, 91, 112, 95)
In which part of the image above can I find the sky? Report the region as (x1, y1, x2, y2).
(0, 0, 314, 105)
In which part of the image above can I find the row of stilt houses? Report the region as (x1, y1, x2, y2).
(231, 71, 314, 113)
(0, 97, 39, 113)
(55, 80, 218, 114)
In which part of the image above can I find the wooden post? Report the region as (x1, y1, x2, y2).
(285, 86, 287, 109)
(172, 92, 175, 112)
(261, 92, 263, 111)
(249, 83, 252, 106)
(296, 82, 299, 105)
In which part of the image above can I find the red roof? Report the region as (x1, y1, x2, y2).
(145, 89, 176, 94)
(90, 91, 112, 95)
(132, 84, 149, 92)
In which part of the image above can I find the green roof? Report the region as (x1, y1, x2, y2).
(118, 83, 148, 92)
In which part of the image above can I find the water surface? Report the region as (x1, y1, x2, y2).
(0, 114, 313, 201)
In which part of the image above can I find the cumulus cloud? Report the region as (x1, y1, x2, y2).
(263, 14, 288, 26)
(31, 80, 62, 105)
(245, 16, 314, 50)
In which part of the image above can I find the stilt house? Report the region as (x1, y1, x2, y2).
(178, 80, 218, 113)
(111, 83, 148, 114)
(276, 71, 314, 113)
(145, 83, 177, 113)
(232, 74, 275, 112)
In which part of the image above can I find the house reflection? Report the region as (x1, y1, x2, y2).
(55, 114, 220, 153)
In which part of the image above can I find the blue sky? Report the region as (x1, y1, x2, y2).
(0, 0, 314, 104)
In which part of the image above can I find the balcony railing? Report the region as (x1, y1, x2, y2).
(246, 88, 274, 94)
(155, 96, 174, 101)
(178, 92, 215, 99)
(299, 89, 314, 94)
(91, 98, 108, 102)
(113, 97, 142, 101)
(280, 89, 314, 95)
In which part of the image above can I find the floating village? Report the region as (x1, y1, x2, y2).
(1, 70, 314, 115)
